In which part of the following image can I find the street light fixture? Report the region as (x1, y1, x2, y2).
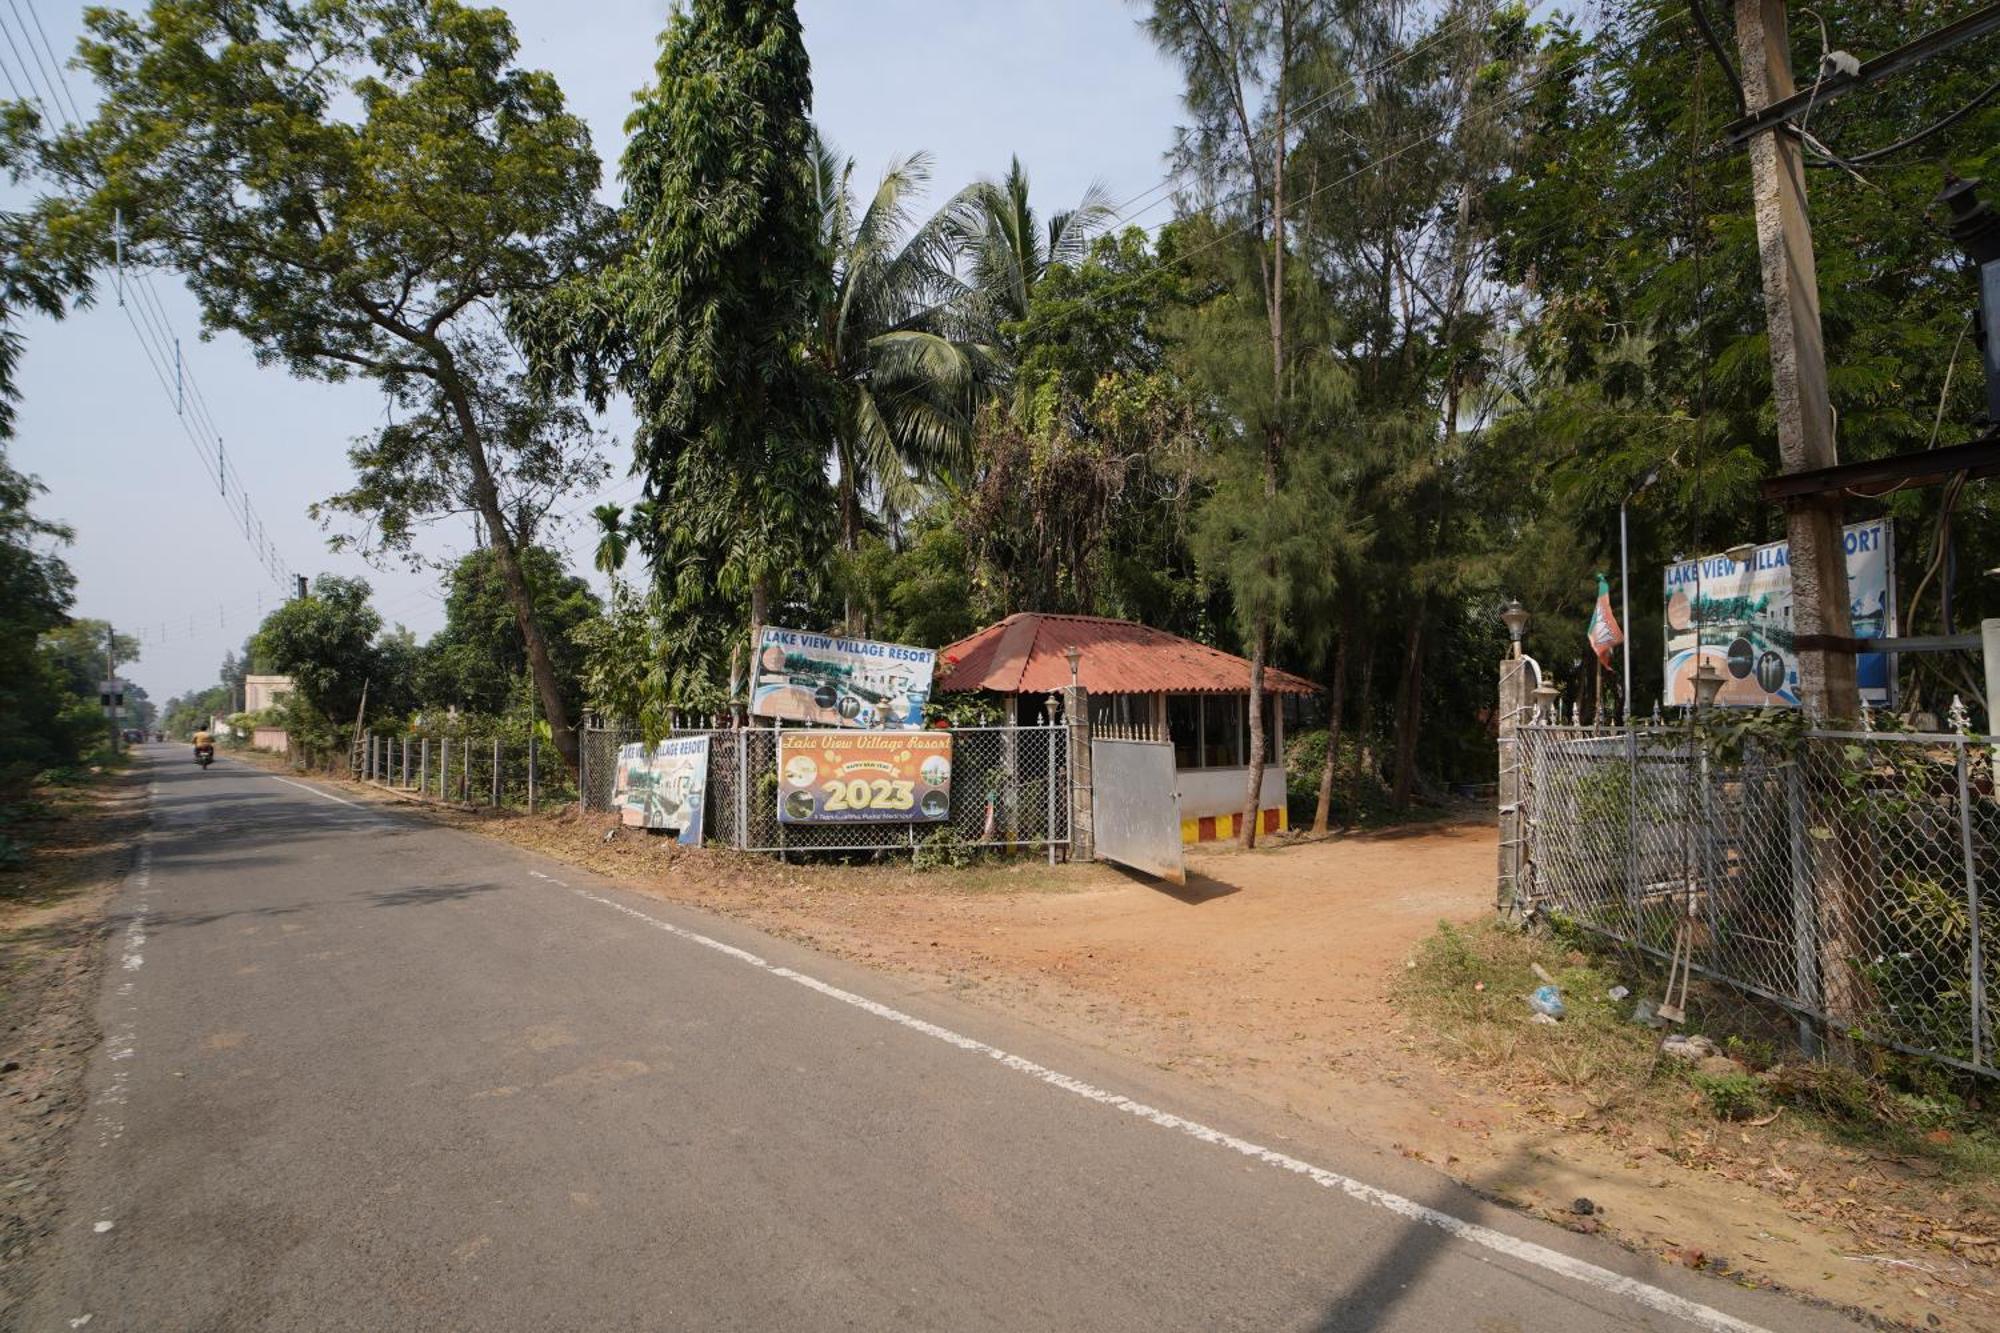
(1500, 600, 1529, 657)
(1063, 644, 1082, 688)
(1725, 541, 1757, 567)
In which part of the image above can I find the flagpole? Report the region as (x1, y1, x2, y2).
(1619, 500, 1632, 723)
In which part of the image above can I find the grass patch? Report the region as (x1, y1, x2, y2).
(1397, 917, 2000, 1189)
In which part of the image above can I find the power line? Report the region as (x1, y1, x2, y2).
(7, 4, 302, 594)
(1016, 0, 1672, 349)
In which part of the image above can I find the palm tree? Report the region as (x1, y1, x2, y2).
(808, 135, 996, 559)
(951, 156, 1117, 338)
(591, 502, 628, 580)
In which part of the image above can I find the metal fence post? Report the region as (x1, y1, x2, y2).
(578, 725, 588, 815)
(1785, 754, 1822, 1058)
(420, 738, 428, 795)
(492, 736, 501, 807)
(735, 727, 748, 850)
(1958, 740, 1985, 1070)
(528, 729, 537, 814)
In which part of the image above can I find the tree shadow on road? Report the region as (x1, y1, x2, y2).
(365, 881, 505, 909)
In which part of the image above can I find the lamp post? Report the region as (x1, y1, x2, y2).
(1500, 600, 1529, 659)
(1064, 644, 1081, 689)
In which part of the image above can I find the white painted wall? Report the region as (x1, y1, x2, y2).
(1176, 765, 1286, 819)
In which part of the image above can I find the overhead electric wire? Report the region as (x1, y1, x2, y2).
(1823, 73, 2000, 163)
(6, 2, 300, 593)
(1014, 0, 1680, 350)
(1101, 1, 1495, 230)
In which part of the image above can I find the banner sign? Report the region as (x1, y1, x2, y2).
(610, 735, 710, 843)
(1663, 519, 1895, 708)
(749, 626, 934, 729)
(776, 731, 952, 825)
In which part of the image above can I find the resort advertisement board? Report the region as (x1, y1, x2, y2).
(610, 735, 710, 843)
(748, 626, 934, 729)
(1662, 519, 1895, 708)
(776, 730, 952, 826)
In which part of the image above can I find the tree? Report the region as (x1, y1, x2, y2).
(966, 227, 1210, 626)
(418, 545, 599, 717)
(1144, 0, 1331, 846)
(1490, 1, 2000, 718)
(521, 0, 832, 706)
(953, 156, 1115, 344)
(809, 137, 991, 577)
(312, 336, 610, 569)
(50, 0, 606, 772)
(252, 576, 386, 739)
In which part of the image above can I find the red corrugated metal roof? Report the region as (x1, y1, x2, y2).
(934, 613, 1320, 696)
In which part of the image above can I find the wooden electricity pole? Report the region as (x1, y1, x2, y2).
(1733, 0, 1861, 721)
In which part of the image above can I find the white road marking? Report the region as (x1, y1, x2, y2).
(570, 885, 1772, 1333)
(263, 774, 364, 807)
(92, 1220, 113, 1234)
(95, 840, 154, 1147)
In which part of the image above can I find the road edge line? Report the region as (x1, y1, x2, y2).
(568, 885, 1772, 1333)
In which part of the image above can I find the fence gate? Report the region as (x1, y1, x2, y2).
(1091, 737, 1185, 884)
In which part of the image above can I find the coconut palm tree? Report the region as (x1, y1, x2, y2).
(951, 156, 1118, 337)
(808, 135, 997, 558)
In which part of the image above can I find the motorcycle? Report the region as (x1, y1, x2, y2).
(194, 745, 214, 769)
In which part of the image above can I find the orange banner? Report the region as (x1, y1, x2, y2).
(776, 731, 952, 825)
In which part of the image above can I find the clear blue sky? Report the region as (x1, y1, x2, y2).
(10, 0, 1185, 701)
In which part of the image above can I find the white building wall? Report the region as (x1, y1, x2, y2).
(1175, 765, 1286, 819)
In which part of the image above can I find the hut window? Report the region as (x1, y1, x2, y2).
(1167, 695, 1199, 769)
(1200, 696, 1244, 768)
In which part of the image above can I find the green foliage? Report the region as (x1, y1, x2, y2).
(251, 576, 388, 732)
(911, 826, 976, 873)
(418, 546, 598, 717)
(838, 512, 985, 648)
(1689, 1070, 1771, 1122)
(520, 0, 832, 699)
(54, 0, 607, 753)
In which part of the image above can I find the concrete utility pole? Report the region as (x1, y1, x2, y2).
(1734, 0, 1861, 720)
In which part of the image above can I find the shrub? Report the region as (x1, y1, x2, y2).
(1691, 1070, 1770, 1121)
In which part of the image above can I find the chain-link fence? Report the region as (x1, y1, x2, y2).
(1517, 721, 1999, 1078)
(578, 721, 1070, 857)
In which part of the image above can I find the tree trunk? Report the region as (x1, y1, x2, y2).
(1312, 596, 1354, 835)
(434, 359, 578, 776)
(838, 458, 862, 634)
(1240, 623, 1268, 849)
(1352, 639, 1376, 819)
(1391, 607, 1427, 809)
(1242, 14, 1288, 854)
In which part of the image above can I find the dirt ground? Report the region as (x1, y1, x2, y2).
(242, 753, 2000, 1328)
(0, 768, 145, 1330)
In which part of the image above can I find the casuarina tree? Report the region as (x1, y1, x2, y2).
(44, 0, 606, 773)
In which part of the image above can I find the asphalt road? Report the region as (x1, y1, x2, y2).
(22, 747, 1860, 1332)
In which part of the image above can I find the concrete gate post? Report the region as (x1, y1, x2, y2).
(1064, 683, 1093, 863)
(1496, 655, 1534, 915)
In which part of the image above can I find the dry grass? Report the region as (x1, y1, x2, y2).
(1397, 917, 2000, 1195)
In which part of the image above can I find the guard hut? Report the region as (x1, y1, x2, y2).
(934, 612, 1318, 842)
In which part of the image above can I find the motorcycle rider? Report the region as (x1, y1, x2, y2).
(192, 728, 215, 765)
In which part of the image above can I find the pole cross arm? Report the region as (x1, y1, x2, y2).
(1757, 435, 2000, 503)
(1721, 2, 2000, 147)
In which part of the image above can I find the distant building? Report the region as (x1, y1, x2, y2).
(935, 613, 1318, 843)
(243, 674, 295, 714)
